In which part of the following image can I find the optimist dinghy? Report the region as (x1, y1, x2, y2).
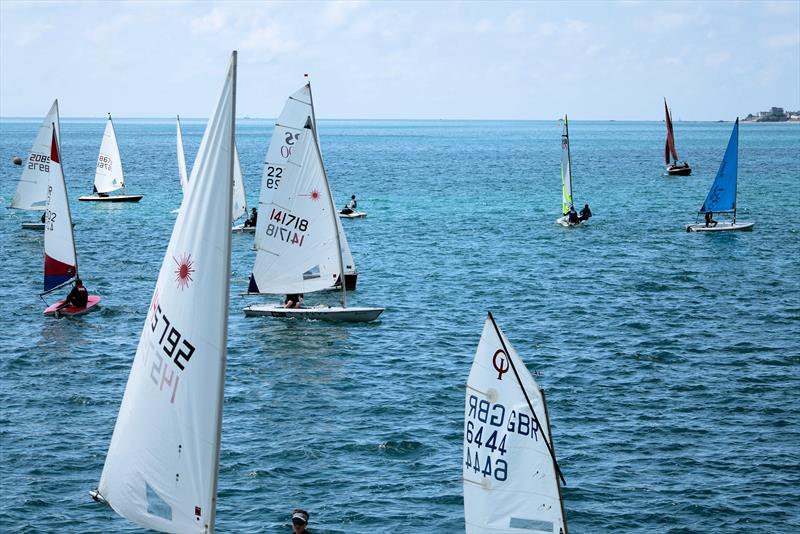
(555, 116, 589, 228)
(686, 119, 754, 233)
(79, 114, 143, 202)
(243, 81, 380, 322)
(464, 312, 568, 534)
(90, 52, 238, 533)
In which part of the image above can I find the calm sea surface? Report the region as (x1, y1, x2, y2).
(1, 118, 799, 533)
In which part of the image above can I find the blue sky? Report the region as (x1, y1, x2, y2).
(1, 0, 798, 120)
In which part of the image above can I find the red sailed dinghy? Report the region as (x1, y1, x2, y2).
(42, 126, 101, 317)
(664, 98, 692, 176)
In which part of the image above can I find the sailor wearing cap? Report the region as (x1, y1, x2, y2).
(291, 508, 311, 534)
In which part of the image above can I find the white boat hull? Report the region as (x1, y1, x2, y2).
(556, 215, 585, 228)
(339, 211, 367, 219)
(243, 303, 383, 322)
(687, 221, 754, 232)
(22, 222, 45, 230)
(231, 223, 256, 233)
(79, 194, 143, 202)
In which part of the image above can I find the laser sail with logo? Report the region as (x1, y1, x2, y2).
(79, 114, 143, 202)
(90, 51, 237, 533)
(11, 99, 60, 215)
(464, 312, 567, 534)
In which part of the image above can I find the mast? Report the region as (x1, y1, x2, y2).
(307, 80, 347, 308)
(108, 112, 125, 191)
(540, 387, 569, 534)
(564, 115, 574, 211)
(733, 118, 739, 224)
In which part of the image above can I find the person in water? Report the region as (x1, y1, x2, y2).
(340, 194, 357, 215)
(291, 509, 311, 534)
(59, 278, 88, 310)
(579, 203, 592, 222)
(567, 205, 579, 225)
(704, 211, 717, 228)
(244, 207, 258, 228)
(285, 293, 304, 308)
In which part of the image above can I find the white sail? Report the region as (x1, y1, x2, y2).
(93, 52, 236, 534)
(248, 85, 341, 295)
(338, 215, 356, 276)
(43, 126, 78, 293)
(11, 100, 60, 211)
(560, 116, 572, 215)
(464, 314, 567, 534)
(232, 145, 247, 222)
(93, 115, 125, 194)
(177, 116, 188, 191)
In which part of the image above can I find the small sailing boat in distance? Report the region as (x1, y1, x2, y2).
(464, 312, 568, 534)
(664, 98, 692, 176)
(687, 118, 753, 232)
(90, 51, 237, 532)
(556, 116, 591, 227)
(79, 114, 143, 202)
(42, 126, 101, 317)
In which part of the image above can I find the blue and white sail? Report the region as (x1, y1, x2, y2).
(700, 119, 738, 214)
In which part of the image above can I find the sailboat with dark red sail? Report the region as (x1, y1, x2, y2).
(664, 98, 691, 176)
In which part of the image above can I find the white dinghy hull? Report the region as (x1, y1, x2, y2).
(78, 194, 143, 202)
(339, 211, 367, 219)
(231, 223, 256, 233)
(687, 221, 754, 232)
(22, 222, 45, 230)
(243, 304, 383, 322)
(556, 215, 584, 228)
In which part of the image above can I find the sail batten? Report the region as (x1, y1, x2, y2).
(11, 100, 60, 211)
(700, 119, 739, 214)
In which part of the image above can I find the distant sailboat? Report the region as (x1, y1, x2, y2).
(556, 116, 590, 227)
(79, 114, 143, 202)
(686, 118, 753, 232)
(42, 126, 101, 316)
(464, 312, 568, 534)
(11, 100, 60, 230)
(89, 51, 237, 533)
(176, 115, 189, 193)
(243, 82, 381, 322)
(664, 99, 691, 176)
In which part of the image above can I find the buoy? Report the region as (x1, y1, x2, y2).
(13, 156, 22, 165)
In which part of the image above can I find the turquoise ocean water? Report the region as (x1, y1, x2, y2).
(1, 118, 799, 532)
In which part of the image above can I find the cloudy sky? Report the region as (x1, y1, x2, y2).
(1, 0, 798, 120)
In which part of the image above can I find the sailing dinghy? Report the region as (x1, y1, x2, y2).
(243, 82, 380, 321)
(89, 51, 237, 533)
(339, 210, 367, 219)
(79, 114, 143, 202)
(464, 312, 568, 534)
(687, 119, 753, 232)
(556, 116, 589, 227)
(664, 99, 691, 176)
(42, 127, 101, 317)
(11, 100, 60, 230)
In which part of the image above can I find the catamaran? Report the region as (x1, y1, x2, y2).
(664, 99, 691, 176)
(243, 82, 380, 321)
(42, 126, 101, 317)
(687, 118, 753, 232)
(464, 312, 568, 534)
(79, 114, 143, 202)
(10, 100, 60, 230)
(89, 51, 237, 533)
(556, 116, 589, 227)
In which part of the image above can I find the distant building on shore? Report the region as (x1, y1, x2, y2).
(743, 107, 800, 122)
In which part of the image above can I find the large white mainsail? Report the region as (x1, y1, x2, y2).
(91, 51, 237, 534)
(176, 115, 189, 191)
(43, 126, 78, 293)
(93, 114, 126, 194)
(11, 100, 60, 211)
(560, 116, 573, 216)
(247, 84, 341, 295)
(464, 313, 567, 534)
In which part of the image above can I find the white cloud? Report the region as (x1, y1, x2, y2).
(323, 0, 367, 27)
(762, 32, 800, 50)
(190, 7, 227, 35)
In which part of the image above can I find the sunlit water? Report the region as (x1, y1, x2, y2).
(1, 118, 799, 532)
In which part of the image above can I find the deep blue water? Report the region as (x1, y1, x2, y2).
(1, 118, 799, 533)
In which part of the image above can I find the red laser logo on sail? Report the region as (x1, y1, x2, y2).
(492, 349, 510, 380)
(310, 189, 321, 201)
(174, 253, 195, 290)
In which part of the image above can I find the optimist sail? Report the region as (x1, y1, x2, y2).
(92, 51, 236, 534)
(177, 116, 189, 191)
(664, 99, 679, 165)
(464, 313, 567, 534)
(560, 116, 573, 215)
(247, 85, 341, 294)
(43, 127, 78, 293)
(700, 119, 739, 214)
(11, 100, 60, 211)
(93, 115, 126, 194)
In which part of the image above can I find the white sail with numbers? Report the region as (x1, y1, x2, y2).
(91, 51, 237, 534)
(93, 115, 126, 194)
(464, 313, 567, 534)
(11, 99, 60, 211)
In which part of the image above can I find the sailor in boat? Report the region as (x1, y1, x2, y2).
(40, 212, 46, 224)
(704, 211, 718, 228)
(244, 207, 258, 228)
(340, 194, 357, 215)
(579, 203, 592, 222)
(567, 205, 579, 225)
(291, 509, 312, 534)
(285, 293, 304, 308)
(58, 278, 89, 311)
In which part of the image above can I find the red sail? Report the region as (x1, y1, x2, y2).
(664, 99, 679, 164)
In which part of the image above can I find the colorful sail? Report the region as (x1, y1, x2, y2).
(93, 52, 236, 534)
(248, 85, 341, 294)
(700, 119, 739, 214)
(232, 145, 247, 222)
(93, 115, 125, 194)
(11, 100, 60, 211)
(43, 127, 78, 293)
(664, 99, 679, 165)
(176, 116, 189, 191)
(464, 314, 567, 534)
(560, 116, 573, 215)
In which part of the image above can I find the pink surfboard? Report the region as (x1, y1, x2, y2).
(43, 295, 101, 317)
